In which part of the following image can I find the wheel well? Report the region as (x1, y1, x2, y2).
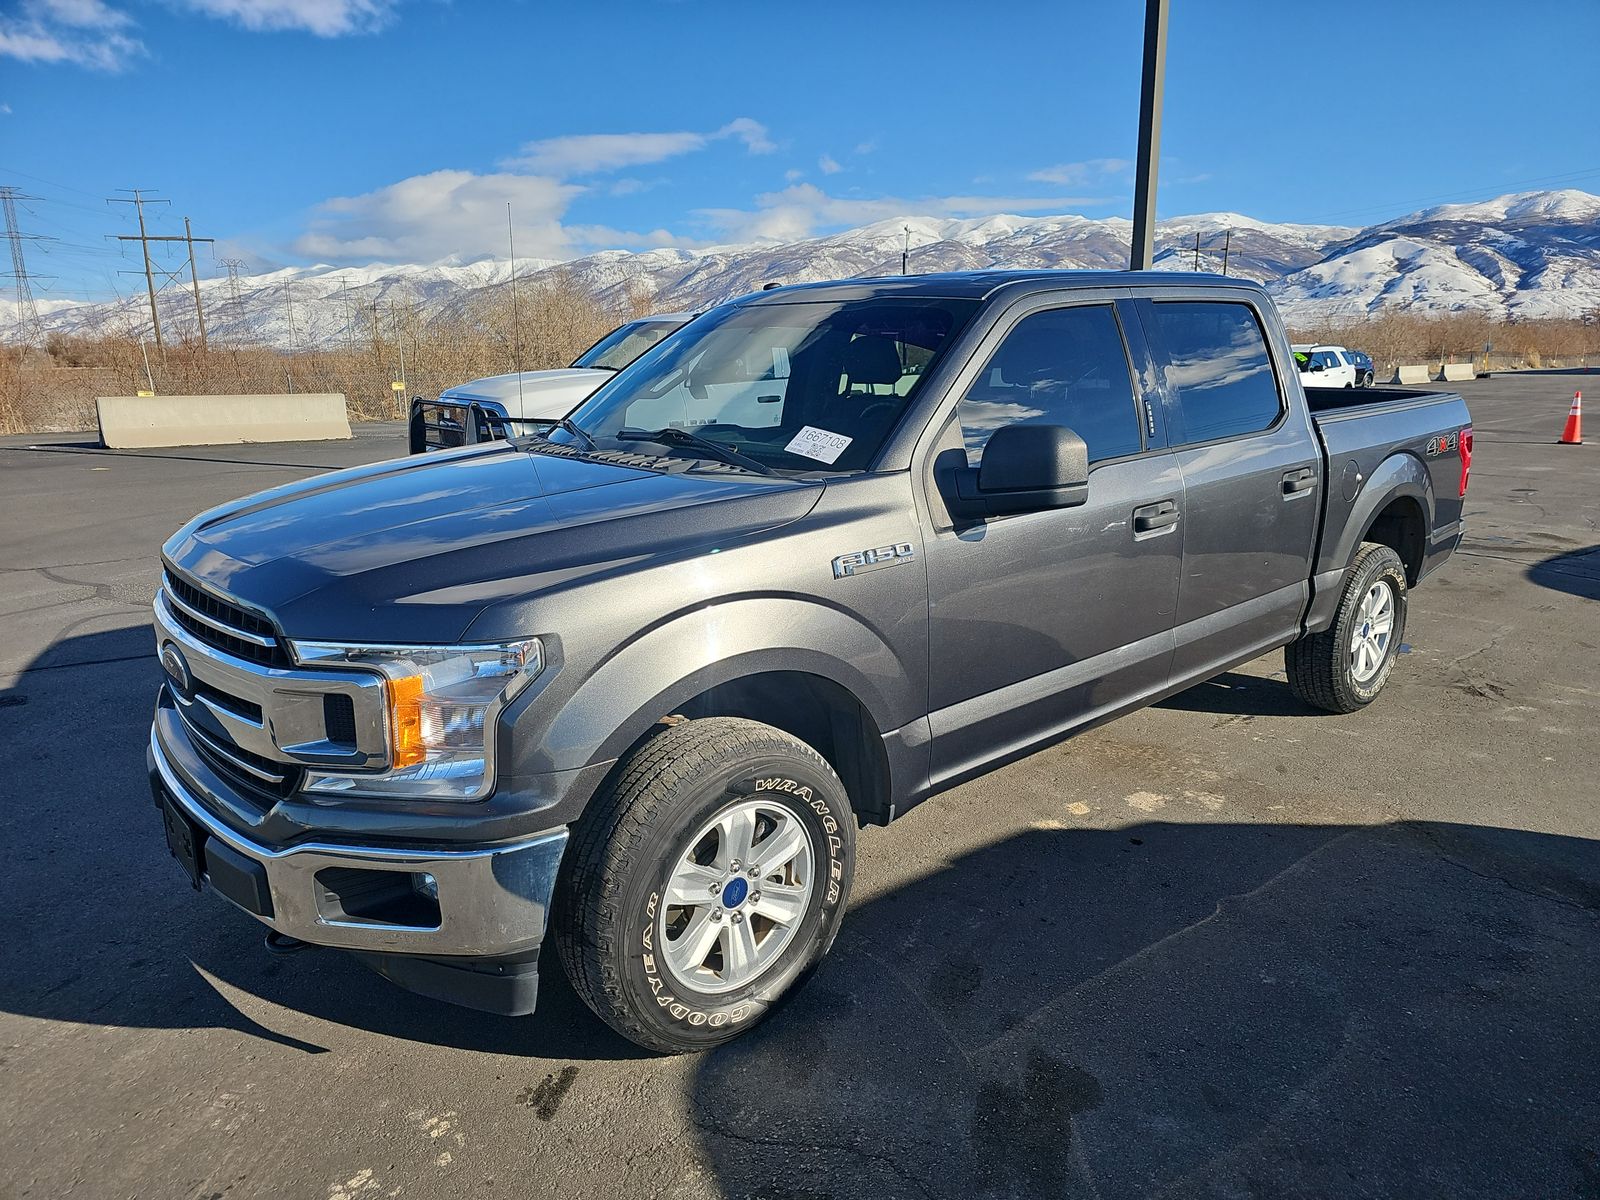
(670, 671, 893, 826)
(1363, 495, 1426, 583)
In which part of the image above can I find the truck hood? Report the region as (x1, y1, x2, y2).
(164, 443, 823, 643)
(440, 368, 610, 419)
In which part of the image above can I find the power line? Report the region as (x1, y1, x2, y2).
(1, 186, 57, 347)
(107, 188, 168, 350)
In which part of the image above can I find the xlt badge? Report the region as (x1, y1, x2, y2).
(832, 542, 915, 578)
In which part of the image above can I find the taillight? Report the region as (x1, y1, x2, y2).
(1458, 426, 1473, 497)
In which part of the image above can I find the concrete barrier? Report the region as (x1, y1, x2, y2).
(1391, 364, 1434, 386)
(1439, 362, 1476, 382)
(96, 393, 351, 449)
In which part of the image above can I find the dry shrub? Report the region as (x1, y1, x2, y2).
(1288, 310, 1600, 375)
(0, 270, 649, 435)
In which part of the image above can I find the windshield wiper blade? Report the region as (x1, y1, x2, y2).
(619, 427, 777, 476)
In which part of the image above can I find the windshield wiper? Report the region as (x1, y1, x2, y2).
(618, 427, 777, 476)
(530, 415, 598, 450)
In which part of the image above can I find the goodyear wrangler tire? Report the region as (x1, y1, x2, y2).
(1286, 542, 1409, 714)
(553, 717, 856, 1053)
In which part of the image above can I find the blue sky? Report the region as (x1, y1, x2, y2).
(3, 0, 1598, 301)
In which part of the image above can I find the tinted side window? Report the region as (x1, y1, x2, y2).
(958, 305, 1142, 466)
(1147, 301, 1282, 444)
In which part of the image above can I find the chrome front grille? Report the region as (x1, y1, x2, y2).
(161, 569, 291, 668)
(152, 578, 392, 797)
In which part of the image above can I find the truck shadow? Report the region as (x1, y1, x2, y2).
(687, 817, 1600, 1199)
(1152, 669, 1328, 717)
(1527, 543, 1600, 601)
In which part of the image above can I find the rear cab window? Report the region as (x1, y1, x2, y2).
(1142, 300, 1283, 445)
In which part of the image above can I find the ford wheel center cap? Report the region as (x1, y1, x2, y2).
(721, 876, 749, 908)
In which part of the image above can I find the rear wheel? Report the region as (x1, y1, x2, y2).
(554, 717, 855, 1053)
(1286, 542, 1408, 714)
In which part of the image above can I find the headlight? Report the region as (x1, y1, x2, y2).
(289, 638, 542, 801)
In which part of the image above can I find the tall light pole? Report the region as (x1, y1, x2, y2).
(1129, 0, 1169, 270)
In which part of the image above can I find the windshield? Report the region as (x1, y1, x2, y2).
(571, 319, 686, 371)
(553, 297, 980, 474)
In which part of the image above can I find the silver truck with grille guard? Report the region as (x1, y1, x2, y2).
(150, 270, 1471, 1052)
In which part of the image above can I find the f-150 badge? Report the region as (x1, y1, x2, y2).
(832, 542, 915, 578)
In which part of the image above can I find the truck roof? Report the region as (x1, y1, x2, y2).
(739, 269, 1265, 304)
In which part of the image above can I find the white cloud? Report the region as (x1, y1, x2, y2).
(0, 103, 11, 114)
(0, 0, 142, 71)
(1028, 157, 1132, 186)
(697, 183, 1110, 244)
(854, 140, 877, 156)
(294, 170, 584, 263)
(175, 0, 397, 36)
(507, 118, 774, 176)
(818, 154, 842, 176)
(784, 168, 805, 183)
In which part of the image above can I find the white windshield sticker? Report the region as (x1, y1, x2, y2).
(785, 425, 852, 464)
(771, 345, 791, 378)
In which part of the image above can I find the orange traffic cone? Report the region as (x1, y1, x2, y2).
(1558, 390, 1583, 445)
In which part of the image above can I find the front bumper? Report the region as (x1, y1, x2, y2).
(149, 727, 569, 962)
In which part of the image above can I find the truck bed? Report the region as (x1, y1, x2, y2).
(1304, 385, 1472, 588)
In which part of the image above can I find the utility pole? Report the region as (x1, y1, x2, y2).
(507, 202, 524, 407)
(1128, 0, 1169, 270)
(1220, 228, 1232, 276)
(0, 187, 56, 347)
(902, 225, 910, 275)
(108, 189, 169, 350)
(183, 216, 209, 350)
(1193, 231, 1201, 271)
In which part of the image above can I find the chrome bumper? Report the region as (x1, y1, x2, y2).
(150, 727, 568, 958)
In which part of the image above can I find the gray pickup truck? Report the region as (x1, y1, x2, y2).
(148, 271, 1472, 1052)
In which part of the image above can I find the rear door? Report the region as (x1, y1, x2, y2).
(1135, 293, 1321, 684)
(921, 292, 1184, 786)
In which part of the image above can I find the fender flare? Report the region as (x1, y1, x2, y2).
(508, 596, 918, 778)
(1325, 452, 1435, 578)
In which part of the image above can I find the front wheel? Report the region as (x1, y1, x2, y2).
(553, 717, 855, 1053)
(1286, 542, 1408, 714)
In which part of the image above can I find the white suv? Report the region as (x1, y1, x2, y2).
(1291, 343, 1358, 389)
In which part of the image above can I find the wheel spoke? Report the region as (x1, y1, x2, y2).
(664, 861, 723, 907)
(751, 881, 807, 925)
(723, 918, 760, 978)
(752, 817, 808, 877)
(716, 807, 757, 868)
(1369, 611, 1394, 637)
(666, 909, 722, 977)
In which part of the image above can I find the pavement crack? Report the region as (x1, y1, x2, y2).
(689, 1115, 937, 1199)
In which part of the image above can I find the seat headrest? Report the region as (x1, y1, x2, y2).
(842, 336, 903, 386)
(994, 327, 1066, 387)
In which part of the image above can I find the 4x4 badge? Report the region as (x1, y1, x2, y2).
(832, 542, 915, 578)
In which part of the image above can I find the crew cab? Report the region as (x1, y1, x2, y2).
(409, 312, 693, 453)
(150, 272, 1471, 1053)
(1292, 342, 1359, 389)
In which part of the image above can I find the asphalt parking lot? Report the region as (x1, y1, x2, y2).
(2, 375, 1598, 1200)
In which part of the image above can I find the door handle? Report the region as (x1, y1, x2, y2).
(1133, 499, 1180, 535)
(1281, 467, 1317, 497)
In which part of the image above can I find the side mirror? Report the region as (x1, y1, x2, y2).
(1310, 361, 1326, 373)
(950, 424, 1090, 517)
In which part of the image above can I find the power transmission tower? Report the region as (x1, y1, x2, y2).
(108, 191, 215, 350)
(218, 258, 247, 345)
(1, 187, 56, 347)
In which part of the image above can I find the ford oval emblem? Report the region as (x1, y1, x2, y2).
(160, 642, 194, 700)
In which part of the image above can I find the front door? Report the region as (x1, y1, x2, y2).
(922, 296, 1184, 789)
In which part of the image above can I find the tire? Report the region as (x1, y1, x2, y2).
(1286, 542, 1408, 714)
(1363, 370, 1375, 387)
(553, 717, 856, 1053)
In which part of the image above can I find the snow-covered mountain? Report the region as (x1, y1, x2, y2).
(6, 189, 1597, 348)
